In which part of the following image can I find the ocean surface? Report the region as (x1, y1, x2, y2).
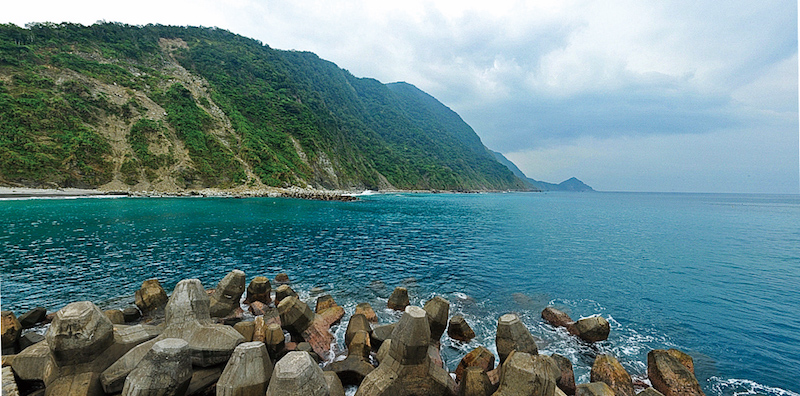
(1, 192, 799, 395)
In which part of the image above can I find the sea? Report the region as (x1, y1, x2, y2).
(1, 191, 799, 396)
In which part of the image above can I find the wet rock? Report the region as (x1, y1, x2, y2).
(355, 303, 378, 323)
(274, 273, 290, 285)
(459, 366, 495, 396)
(209, 270, 246, 318)
(274, 285, 298, 306)
(104, 309, 125, 325)
(18, 307, 47, 329)
(424, 296, 450, 342)
(1, 312, 22, 354)
(667, 349, 694, 374)
(245, 276, 272, 305)
(346, 314, 373, 348)
(19, 332, 45, 352)
(46, 301, 115, 366)
(266, 351, 330, 396)
(550, 354, 576, 396)
(567, 316, 610, 343)
(647, 349, 705, 396)
(325, 330, 375, 386)
(591, 354, 635, 396)
(233, 321, 255, 342)
(2, 366, 19, 396)
(121, 338, 192, 396)
(496, 313, 538, 364)
(455, 346, 495, 383)
(448, 315, 476, 342)
(134, 279, 168, 317)
(542, 307, 574, 329)
(576, 382, 615, 396)
(277, 296, 314, 335)
(369, 323, 395, 351)
(217, 341, 273, 396)
(387, 287, 410, 311)
(355, 306, 456, 396)
(315, 295, 338, 313)
(122, 307, 142, 323)
(492, 351, 557, 396)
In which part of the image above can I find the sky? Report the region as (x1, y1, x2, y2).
(5, 0, 799, 193)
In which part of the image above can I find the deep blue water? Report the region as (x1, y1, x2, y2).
(1, 192, 799, 395)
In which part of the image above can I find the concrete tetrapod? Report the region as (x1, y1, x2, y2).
(325, 329, 375, 386)
(266, 351, 331, 396)
(590, 354, 634, 396)
(122, 338, 192, 396)
(355, 305, 456, 396)
(134, 279, 168, 317)
(209, 270, 246, 318)
(647, 350, 705, 396)
(245, 276, 272, 305)
(423, 296, 450, 342)
(495, 313, 538, 364)
(492, 351, 557, 396)
(216, 341, 273, 396)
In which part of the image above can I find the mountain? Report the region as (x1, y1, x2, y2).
(491, 151, 594, 192)
(0, 22, 526, 192)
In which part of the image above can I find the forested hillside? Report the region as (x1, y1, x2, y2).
(0, 22, 526, 191)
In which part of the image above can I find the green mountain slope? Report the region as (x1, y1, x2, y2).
(0, 22, 525, 191)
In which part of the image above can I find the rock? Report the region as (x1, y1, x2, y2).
(1, 311, 22, 353)
(576, 382, 615, 396)
(667, 349, 694, 374)
(19, 332, 46, 351)
(324, 371, 346, 396)
(266, 351, 330, 396)
(121, 338, 192, 396)
(423, 296, 450, 341)
(275, 285, 298, 306)
(639, 388, 667, 396)
(245, 276, 272, 305)
(325, 329, 374, 386)
(495, 313, 538, 364)
(315, 295, 338, 313)
(209, 270, 246, 318)
(542, 307, 574, 328)
(369, 323, 395, 351)
(18, 307, 47, 329)
(355, 303, 378, 323)
(647, 349, 705, 396)
(2, 366, 19, 396)
(46, 301, 115, 365)
(277, 296, 314, 335)
(492, 351, 557, 396)
(134, 279, 168, 317)
(459, 367, 495, 396)
(346, 314, 373, 348)
(591, 354, 635, 396)
(122, 307, 142, 323)
(217, 341, 273, 396)
(104, 309, 125, 325)
(448, 315, 476, 342)
(355, 306, 456, 396)
(387, 287, 410, 311)
(455, 346, 495, 383)
(550, 354, 576, 396)
(274, 273, 290, 285)
(262, 323, 286, 360)
(233, 321, 255, 342)
(567, 316, 610, 343)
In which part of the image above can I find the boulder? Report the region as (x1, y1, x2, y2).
(18, 307, 47, 329)
(495, 313, 538, 364)
(346, 314, 373, 348)
(567, 316, 609, 343)
(315, 295, 338, 314)
(590, 354, 635, 396)
(209, 270, 246, 318)
(274, 273, 290, 285)
(550, 354, 576, 396)
(492, 351, 556, 396)
(667, 349, 694, 374)
(423, 296, 450, 341)
(104, 309, 125, 325)
(121, 338, 192, 396)
(325, 329, 374, 386)
(134, 279, 168, 316)
(19, 332, 46, 351)
(1, 312, 22, 353)
(46, 301, 115, 366)
(216, 341, 273, 396)
(275, 285, 298, 306)
(277, 296, 314, 335)
(355, 306, 456, 396)
(122, 307, 142, 323)
(355, 303, 378, 323)
(387, 287, 410, 311)
(266, 351, 330, 396)
(455, 346, 495, 383)
(541, 307, 574, 328)
(245, 276, 272, 305)
(459, 366, 495, 396)
(576, 382, 615, 396)
(647, 349, 705, 396)
(369, 323, 395, 351)
(448, 315, 476, 342)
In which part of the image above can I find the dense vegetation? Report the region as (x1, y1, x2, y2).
(0, 22, 526, 191)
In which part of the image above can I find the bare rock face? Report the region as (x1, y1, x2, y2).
(550, 354, 576, 396)
(355, 306, 456, 396)
(277, 296, 314, 335)
(266, 351, 330, 396)
(576, 382, 615, 396)
(217, 341, 273, 396)
(542, 307, 574, 329)
(455, 346, 495, 383)
(492, 351, 557, 396)
(387, 287, 410, 311)
(121, 338, 192, 396)
(448, 315, 476, 342)
(355, 303, 379, 323)
(423, 296, 450, 341)
(134, 279, 168, 317)
(209, 270, 246, 318)
(245, 276, 272, 305)
(496, 313, 538, 364)
(567, 316, 610, 343)
(590, 354, 635, 396)
(46, 301, 115, 366)
(647, 349, 705, 396)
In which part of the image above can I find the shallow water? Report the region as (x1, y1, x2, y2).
(1, 192, 799, 395)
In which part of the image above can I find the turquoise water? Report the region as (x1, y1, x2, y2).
(1, 192, 799, 395)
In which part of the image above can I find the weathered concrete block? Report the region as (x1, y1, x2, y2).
(19, 332, 46, 351)
(266, 351, 330, 396)
(46, 301, 114, 366)
(233, 321, 255, 342)
(2, 366, 19, 396)
(274, 273, 290, 285)
(492, 351, 556, 396)
(495, 313, 538, 364)
(647, 350, 705, 396)
(245, 276, 272, 305)
(18, 307, 47, 329)
(591, 354, 634, 396)
(121, 338, 192, 396)
(164, 279, 211, 326)
(324, 371, 345, 396)
(455, 346, 495, 383)
(209, 270, 246, 318)
(448, 315, 476, 342)
(105, 310, 125, 325)
(325, 330, 374, 386)
(387, 287, 410, 311)
(9, 341, 56, 382)
(134, 279, 168, 316)
(423, 296, 450, 341)
(346, 314, 372, 348)
(275, 285, 298, 306)
(576, 382, 615, 396)
(370, 323, 395, 351)
(122, 307, 142, 323)
(355, 303, 378, 323)
(277, 296, 314, 335)
(1, 311, 22, 352)
(315, 295, 338, 314)
(551, 354, 576, 396)
(459, 366, 495, 396)
(567, 316, 610, 343)
(217, 342, 273, 396)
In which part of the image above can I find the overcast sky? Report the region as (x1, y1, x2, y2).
(6, 0, 799, 193)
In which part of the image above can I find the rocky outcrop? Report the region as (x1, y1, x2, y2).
(134, 279, 168, 317)
(496, 313, 538, 364)
(492, 351, 557, 396)
(590, 354, 634, 396)
(217, 341, 274, 396)
(209, 270, 246, 318)
(387, 287, 410, 311)
(448, 315, 476, 342)
(266, 351, 331, 396)
(647, 349, 704, 396)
